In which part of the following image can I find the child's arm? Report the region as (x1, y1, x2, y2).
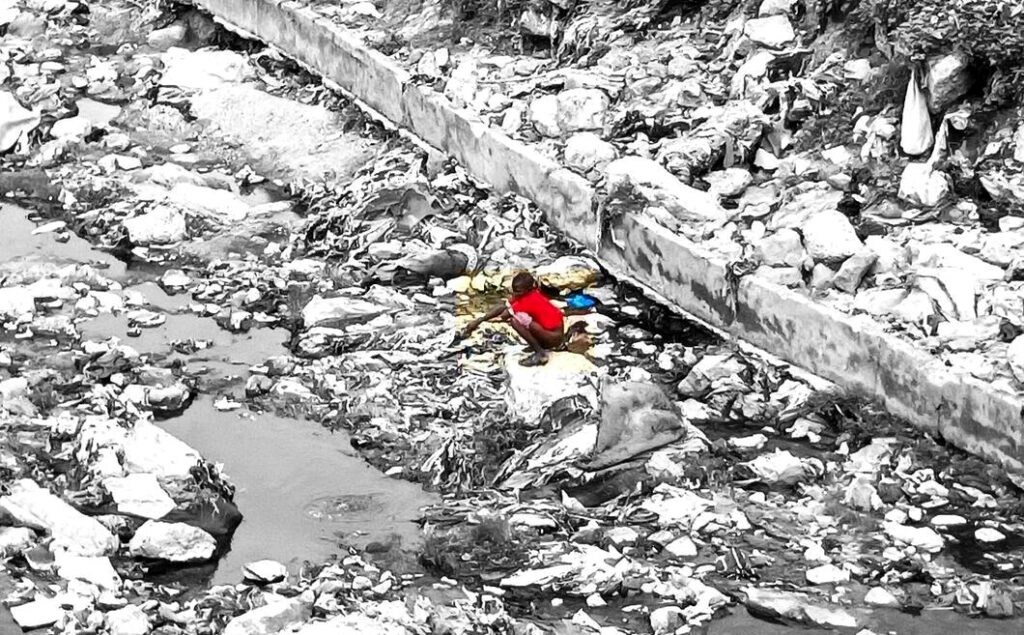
(463, 303, 509, 334)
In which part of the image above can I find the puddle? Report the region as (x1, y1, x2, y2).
(0, 203, 126, 277)
(158, 397, 436, 585)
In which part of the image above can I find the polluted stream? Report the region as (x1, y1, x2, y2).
(0, 202, 435, 589)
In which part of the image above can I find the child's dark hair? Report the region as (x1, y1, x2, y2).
(512, 271, 535, 291)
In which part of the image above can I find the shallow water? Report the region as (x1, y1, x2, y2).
(1, 201, 436, 590)
(704, 606, 1024, 635)
(159, 397, 435, 585)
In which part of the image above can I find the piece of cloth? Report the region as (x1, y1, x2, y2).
(512, 311, 533, 328)
(509, 289, 563, 331)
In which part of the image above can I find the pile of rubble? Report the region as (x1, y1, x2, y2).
(301, 0, 1024, 398)
(4, 0, 1024, 633)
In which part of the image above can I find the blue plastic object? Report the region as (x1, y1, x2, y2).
(566, 292, 598, 310)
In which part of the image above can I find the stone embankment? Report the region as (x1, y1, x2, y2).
(190, 0, 1024, 474)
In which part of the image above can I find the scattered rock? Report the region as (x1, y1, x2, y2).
(806, 563, 849, 585)
(128, 521, 217, 562)
(0, 91, 40, 152)
(160, 47, 253, 90)
(606, 156, 727, 227)
(898, 163, 951, 207)
(864, 587, 900, 607)
(123, 206, 188, 245)
(884, 522, 944, 553)
(926, 53, 973, 113)
(833, 250, 877, 293)
(10, 598, 63, 631)
(745, 587, 857, 629)
(563, 132, 617, 173)
(755, 228, 804, 267)
(975, 527, 1006, 543)
(147, 23, 188, 50)
(743, 15, 796, 49)
(106, 604, 150, 635)
(103, 473, 176, 519)
(244, 560, 288, 585)
(802, 210, 863, 265)
(222, 597, 312, 635)
(706, 168, 753, 198)
(663, 536, 698, 558)
(0, 479, 119, 557)
(302, 295, 392, 327)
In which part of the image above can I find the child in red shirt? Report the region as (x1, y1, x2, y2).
(463, 271, 564, 366)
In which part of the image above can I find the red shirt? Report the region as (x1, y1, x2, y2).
(510, 289, 563, 330)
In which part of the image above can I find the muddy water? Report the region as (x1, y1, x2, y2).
(160, 397, 433, 585)
(1, 202, 435, 589)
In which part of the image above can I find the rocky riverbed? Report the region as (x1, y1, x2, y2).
(2, 1, 1024, 634)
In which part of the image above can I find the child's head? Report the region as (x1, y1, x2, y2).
(511, 271, 536, 297)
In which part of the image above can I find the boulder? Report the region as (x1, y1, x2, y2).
(801, 210, 862, 265)
(898, 163, 951, 207)
(884, 521, 943, 552)
(563, 132, 617, 173)
(606, 157, 728, 226)
(128, 521, 217, 562)
(10, 598, 63, 631)
(106, 605, 150, 635)
(556, 88, 608, 134)
(755, 228, 804, 267)
(758, 0, 797, 15)
(147, 23, 188, 50)
(832, 250, 877, 293)
(806, 563, 849, 585)
(769, 184, 843, 230)
(56, 555, 121, 590)
(0, 526, 35, 557)
(533, 256, 600, 290)
(160, 47, 253, 90)
(743, 15, 796, 49)
(50, 115, 93, 142)
(0, 90, 40, 152)
(590, 382, 689, 469)
(528, 94, 560, 137)
(0, 286, 35, 316)
(123, 206, 187, 245)
(0, 480, 118, 557)
(504, 349, 598, 424)
(706, 168, 753, 198)
(865, 236, 909, 275)
(103, 473, 176, 519)
(302, 295, 392, 327)
(222, 596, 312, 635)
(925, 53, 972, 113)
(864, 587, 900, 607)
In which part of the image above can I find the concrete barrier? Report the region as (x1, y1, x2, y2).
(190, 0, 1024, 473)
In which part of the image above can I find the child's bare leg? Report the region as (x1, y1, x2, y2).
(509, 319, 545, 354)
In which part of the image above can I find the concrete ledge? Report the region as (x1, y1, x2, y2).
(190, 0, 1024, 473)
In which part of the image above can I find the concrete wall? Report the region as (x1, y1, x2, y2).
(191, 0, 1024, 473)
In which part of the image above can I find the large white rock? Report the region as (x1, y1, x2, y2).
(758, 0, 797, 16)
(55, 554, 121, 590)
(555, 88, 608, 134)
(128, 521, 216, 562)
(865, 235, 910, 275)
(222, 596, 312, 635)
(106, 604, 150, 635)
(832, 250, 878, 294)
(123, 206, 187, 245)
(563, 132, 617, 173)
(744, 15, 796, 49)
(801, 210, 863, 265)
(0, 286, 35, 315)
(10, 598, 63, 631)
(0, 526, 35, 557)
(925, 53, 972, 113)
(884, 521, 943, 553)
(50, 115, 93, 141)
(243, 559, 288, 584)
(160, 47, 253, 90)
(528, 94, 560, 137)
(606, 156, 727, 226)
(533, 255, 600, 290)
(898, 163, 951, 208)
(166, 183, 248, 222)
(0, 480, 118, 557)
(0, 90, 40, 152)
(864, 587, 900, 607)
(103, 473, 175, 519)
(706, 168, 753, 198)
(755, 228, 804, 267)
(147, 23, 187, 51)
(805, 563, 849, 585)
(504, 349, 598, 424)
(301, 294, 392, 327)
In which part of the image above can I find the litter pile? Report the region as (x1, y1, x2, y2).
(3, 0, 1024, 633)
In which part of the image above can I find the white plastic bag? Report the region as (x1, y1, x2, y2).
(900, 69, 934, 156)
